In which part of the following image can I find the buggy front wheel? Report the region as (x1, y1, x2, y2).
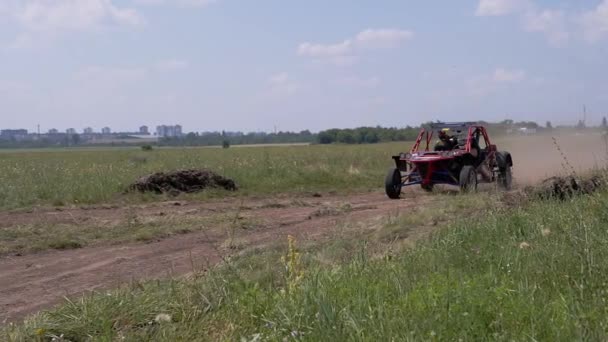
(459, 165, 478, 193)
(385, 168, 402, 199)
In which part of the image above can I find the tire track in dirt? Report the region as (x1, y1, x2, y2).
(0, 191, 431, 324)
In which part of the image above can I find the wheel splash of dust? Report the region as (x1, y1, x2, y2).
(128, 169, 238, 195)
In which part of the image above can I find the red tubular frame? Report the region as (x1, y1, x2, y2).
(410, 130, 424, 153)
(410, 129, 435, 153)
(405, 124, 495, 187)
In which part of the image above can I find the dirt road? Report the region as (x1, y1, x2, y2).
(0, 191, 432, 323)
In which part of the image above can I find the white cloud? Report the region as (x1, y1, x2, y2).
(476, 0, 530, 16)
(581, 0, 608, 42)
(14, 0, 143, 32)
(493, 68, 526, 82)
(354, 29, 413, 49)
(297, 28, 412, 66)
(1, 0, 143, 48)
(524, 9, 569, 45)
(134, 0, 218, 8)
(297, 40, 353, 58)
(476, 0, 608, 45)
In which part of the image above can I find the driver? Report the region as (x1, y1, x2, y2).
(434, 128, 458, 151)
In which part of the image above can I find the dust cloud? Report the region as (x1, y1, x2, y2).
(495, 132, 607, 185)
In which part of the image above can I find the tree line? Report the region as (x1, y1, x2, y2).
(158, 131, 316, 147)
(316, 126, 420, 144)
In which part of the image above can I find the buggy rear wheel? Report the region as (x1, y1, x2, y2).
(385, 168, 402, 199)
(459, 165, 477, 193)
(497, 166, 512, 190)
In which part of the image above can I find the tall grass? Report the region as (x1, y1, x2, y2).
(0, 143, 406, 209)
(7, 189, 608, 341)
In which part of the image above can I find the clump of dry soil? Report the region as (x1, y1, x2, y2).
(502, 174, 605, 206)
(129, 169, 237, 195)
(528, 175, 604, 200)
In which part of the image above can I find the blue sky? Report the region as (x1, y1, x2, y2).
(1, 0, 607, 133)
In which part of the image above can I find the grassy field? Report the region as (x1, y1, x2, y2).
(0, 143, 407, 210)
(1, 133, 602, 210)
(5, 187, 608, 340)
(3, 135, 608, 340)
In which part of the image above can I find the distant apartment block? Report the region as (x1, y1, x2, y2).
(101, 127, 111, 134)
(156, 125, 183, 137)
(83, 127, 94, 134)
(0, 129, 28, 140)
(66, 128, 77, 135)
(139, 125, 150, 135)
(48, 128, 59, 134)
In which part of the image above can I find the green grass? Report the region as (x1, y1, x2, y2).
(0, 211, 253, 255)
(6, 189, 608, 341)
(0, 143, 409, 210)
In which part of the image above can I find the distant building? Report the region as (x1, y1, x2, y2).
(48, 128, 59, 134)
(517, 127, 537, 135)
(156, 125, 183, 138)
(66, 128, 77, 135)
(0, 129, 28, 140)
(83, 127, 94, 134)
(101, 127, 111, 134)
(139, 125, 149, 135)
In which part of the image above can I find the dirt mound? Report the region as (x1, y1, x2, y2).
(530, 175, 603, 200)
(129, 169, 237, 194)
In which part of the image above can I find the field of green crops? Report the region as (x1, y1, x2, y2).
(0, 143, 411, 210)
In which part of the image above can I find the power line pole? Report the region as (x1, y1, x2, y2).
(583, 105, 587, 126)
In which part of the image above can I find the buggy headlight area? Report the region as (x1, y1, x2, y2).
(439, 151, 458, 157)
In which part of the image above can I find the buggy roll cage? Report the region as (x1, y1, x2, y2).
(410, 122, 493, 154)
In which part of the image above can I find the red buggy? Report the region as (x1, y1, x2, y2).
(385, 122, 513, 199)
